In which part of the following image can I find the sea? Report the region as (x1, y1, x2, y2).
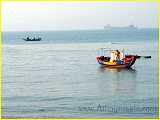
(2, 28, 159, 118)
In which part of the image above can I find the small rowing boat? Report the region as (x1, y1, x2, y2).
(23, 37, 42, 41)
(96, 48, 151, 68)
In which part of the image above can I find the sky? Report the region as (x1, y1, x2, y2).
(2, 2, 158, 31)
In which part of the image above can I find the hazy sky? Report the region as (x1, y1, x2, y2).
(2, 2, 158, 31)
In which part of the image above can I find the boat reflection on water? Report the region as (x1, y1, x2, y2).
(99, 66, 136, 73)
(97, 66, 137, 96)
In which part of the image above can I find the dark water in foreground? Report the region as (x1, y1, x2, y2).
(2, 29, 158, 118)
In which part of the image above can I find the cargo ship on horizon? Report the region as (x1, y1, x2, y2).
(104, 24, 138, 30)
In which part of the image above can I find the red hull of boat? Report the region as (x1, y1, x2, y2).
(96, 55, 137, 68)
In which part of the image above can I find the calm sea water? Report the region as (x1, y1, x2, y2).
(2, 29, 158, 118)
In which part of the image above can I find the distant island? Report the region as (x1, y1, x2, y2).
(104, 24, 138, 30)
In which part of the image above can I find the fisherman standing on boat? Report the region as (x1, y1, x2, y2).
(110, 50, 120, 62)
(116, 50, 120, 60)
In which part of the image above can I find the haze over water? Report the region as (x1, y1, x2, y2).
(2, 28, 158, 118)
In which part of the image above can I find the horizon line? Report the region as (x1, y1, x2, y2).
(2, 27, 158, 32)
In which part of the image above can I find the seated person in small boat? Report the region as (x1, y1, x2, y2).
(27, 37, 29, 40)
